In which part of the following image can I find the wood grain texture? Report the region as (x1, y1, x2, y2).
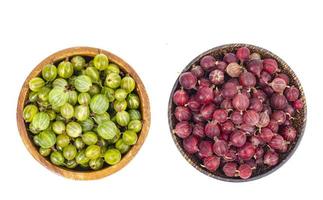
(17, 47, 151, 180)
(168, 43, 307, 182)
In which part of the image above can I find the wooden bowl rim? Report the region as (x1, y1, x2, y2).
(17, 47, 151, 180)
(168, 43, 307, 182)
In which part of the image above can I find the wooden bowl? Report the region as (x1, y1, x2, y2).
(168, 44, 307, 182)
(17, 47, 151, 180)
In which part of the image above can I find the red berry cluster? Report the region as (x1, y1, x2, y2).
(172, 47, 303, 180)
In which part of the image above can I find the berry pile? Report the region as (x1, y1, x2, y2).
(172, 47, 303, 180)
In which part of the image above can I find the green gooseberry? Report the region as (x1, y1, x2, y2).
(89, 84, 101, 96)
(120, 75, 135, 93)
(52, 78, 68, 88)
(74, 137, 85, 150)
(79, 118, 94, 132)
(127, 93, 140, 109)
(101, 87, 115, 102)
(122, 130, 138, 145)
(127, 120, 142, 132)
(57, 60, 74, 78)
(93, 53, 109, 71)
(71, 55, 86, 71)
(114, 88, 128, 101)
(67, 90, 78, 105)
(90, 94, 109, 114)
(48, 87, 68, 107)
(115, 139, 130, 154)
(39, 147, 51, 157)
(104, 149, 121, 165)
(85, 145, 101, 159)
(105, 73, 121, 89)
(113, 100, 127, 112)
(104, 63, 120, 75)
(29, 77, 45, 92)
(75, 150, 90, 165)
(75, 75, 92, 93)
(77, 92, 91, 105)
(65, 159, 78, 169)
(52, 120, 65, 134)
(42, 64, 57, 81)
(92, 112, 110, 124)
(63, 144, 77, 160)
(66, 121, 82, 138)
(28, 91, 38, 103)
(128, 109, 141, 120)
(97, 120, 119, 140)
(38, 86, 51, 102)
(56, 134, 70, 148)
(31, 112, 50, 131)
(84, 66, 100, 83)
(89, 158, 104, 170)
(74, 104, 90, 121)
(23, 104, 38, 122)
(50, 151, 65, 166)
(116, 111, 130, 127)
(60, 103, 74, 120)
(82, 131, 98, 145)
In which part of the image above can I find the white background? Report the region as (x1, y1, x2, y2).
(0, 0, 322, 199)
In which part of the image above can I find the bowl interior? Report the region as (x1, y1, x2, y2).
(168, 44, 306, 182)
(17, 47, 150, 180)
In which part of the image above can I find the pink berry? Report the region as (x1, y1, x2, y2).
(179, 72, 197, 89)
(203, 156, 220, 172)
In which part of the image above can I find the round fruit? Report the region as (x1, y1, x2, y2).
(127, 93, 140, 109)
(75, 75, 92, 92)
(77, 92, 91, 105)
(52, 120, 65, 134)
(60, 103, 74, 119)
(122, 130, 138, 145)
(127, 120, 142, 132)
(97, 120, 119, 140)
(121, 75, 135, 93)
(116, 111, 130, 126)
(75, 150, 90, 165)
(82, 131, 98, 145)
(42, 64, 57, 81)
(63, 144, 77, 160)
(105, 73, 121, 88)
(48, 87, 68, 107)
(93, 54, 109, 70)
(66, 122, 82, 138)
(57, 61, 74, 78)
(29, 77, 45, 92)
(104, 149, 121, 165)
(50, 151, 65, 166)
(23, 104, 38, 122)
(71, 56, 86, 71)
(85, 145, 101, 159)
(56, 134, 70, 148)
(115, 88, 128, 100)
(90, 94, 109, 114)
(74, 104, 90, 121)
(31, 112, 50, 131)
(39, 147, 51, 157)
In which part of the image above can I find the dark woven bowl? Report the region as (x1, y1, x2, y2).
(168, 44, 307, 182)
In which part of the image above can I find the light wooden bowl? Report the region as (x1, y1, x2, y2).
(17, 47, 151, 180)
(168, 44, 307, 182)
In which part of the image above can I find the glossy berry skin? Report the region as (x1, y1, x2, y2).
(203, 156, 220, 172)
